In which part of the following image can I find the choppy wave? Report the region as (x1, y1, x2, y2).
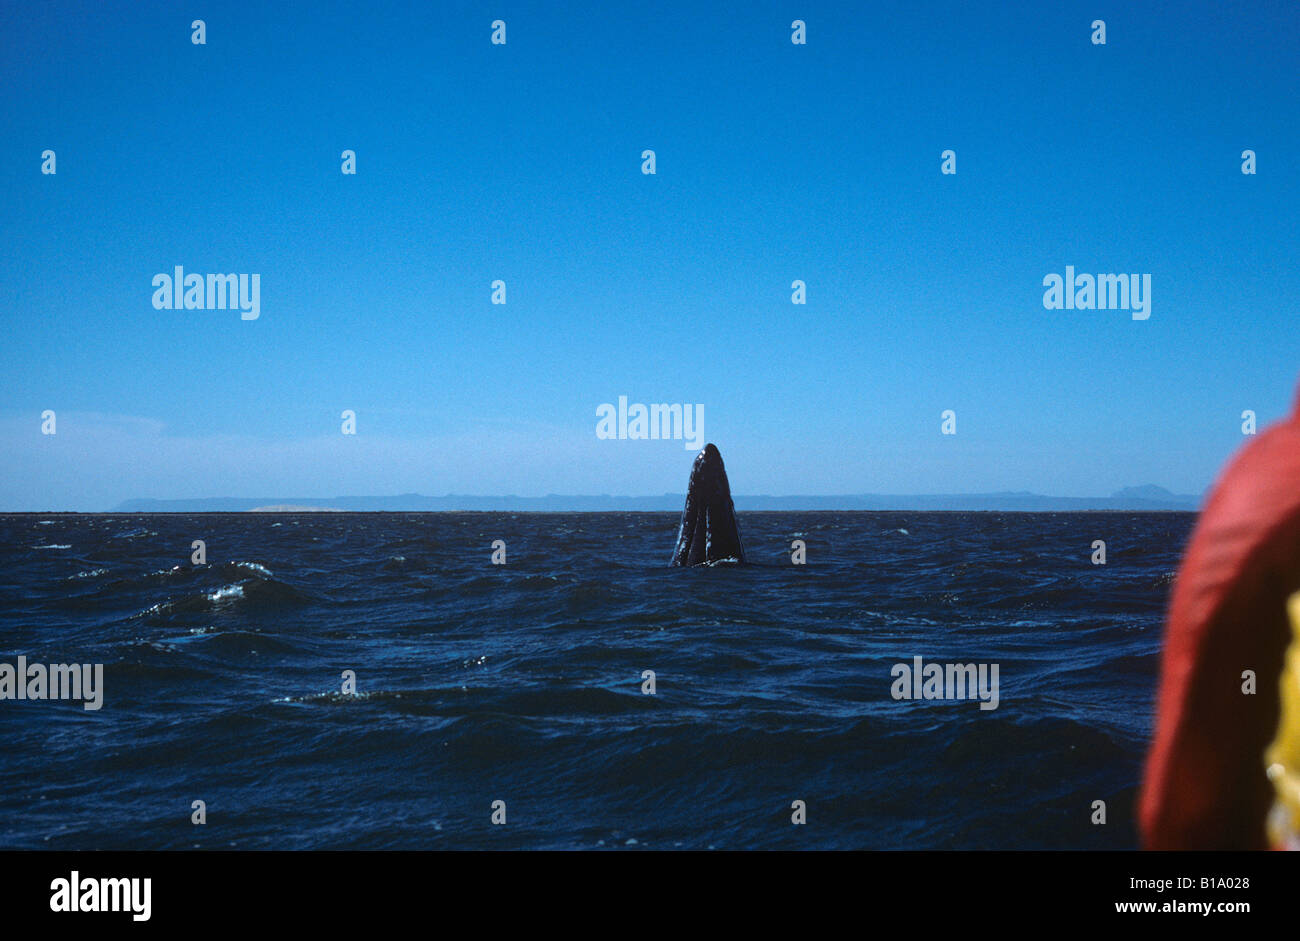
(0, 510, 1193, 850)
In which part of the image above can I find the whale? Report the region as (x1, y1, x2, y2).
(671, 443, 746, 566)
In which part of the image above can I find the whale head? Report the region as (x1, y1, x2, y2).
(671, 443, 745, 566)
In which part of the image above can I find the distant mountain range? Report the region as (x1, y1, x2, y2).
(111, 485, 1202, 513)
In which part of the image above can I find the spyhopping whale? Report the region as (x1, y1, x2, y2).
(670, 443, 746, 566)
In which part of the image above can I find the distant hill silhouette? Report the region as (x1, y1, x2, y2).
(112, 486, 1202, 513)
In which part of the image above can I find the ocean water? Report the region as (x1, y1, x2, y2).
(0, 511, 1192, 850)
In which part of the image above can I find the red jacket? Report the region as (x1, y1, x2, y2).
(1141, 393, 1300, 849)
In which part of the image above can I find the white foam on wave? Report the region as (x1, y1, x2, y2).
(208, 584, 245, 604)
(137, 600, 171, 618)
(33, 544, 71, 550)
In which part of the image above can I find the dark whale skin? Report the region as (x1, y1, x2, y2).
(670, 443, 746, 566)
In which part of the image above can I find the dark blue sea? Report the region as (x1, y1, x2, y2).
(0, 512, 1192, 850)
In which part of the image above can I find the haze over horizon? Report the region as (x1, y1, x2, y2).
(4, 0, 1297, 511)
(95, 481, 1203, 514)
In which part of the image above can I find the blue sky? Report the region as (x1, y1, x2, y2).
(1, 0, 1297, 510)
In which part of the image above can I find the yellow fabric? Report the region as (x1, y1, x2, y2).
(1265, 592, 1300, 848)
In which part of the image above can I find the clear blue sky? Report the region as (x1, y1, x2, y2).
(1, 0, 1297, 510)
